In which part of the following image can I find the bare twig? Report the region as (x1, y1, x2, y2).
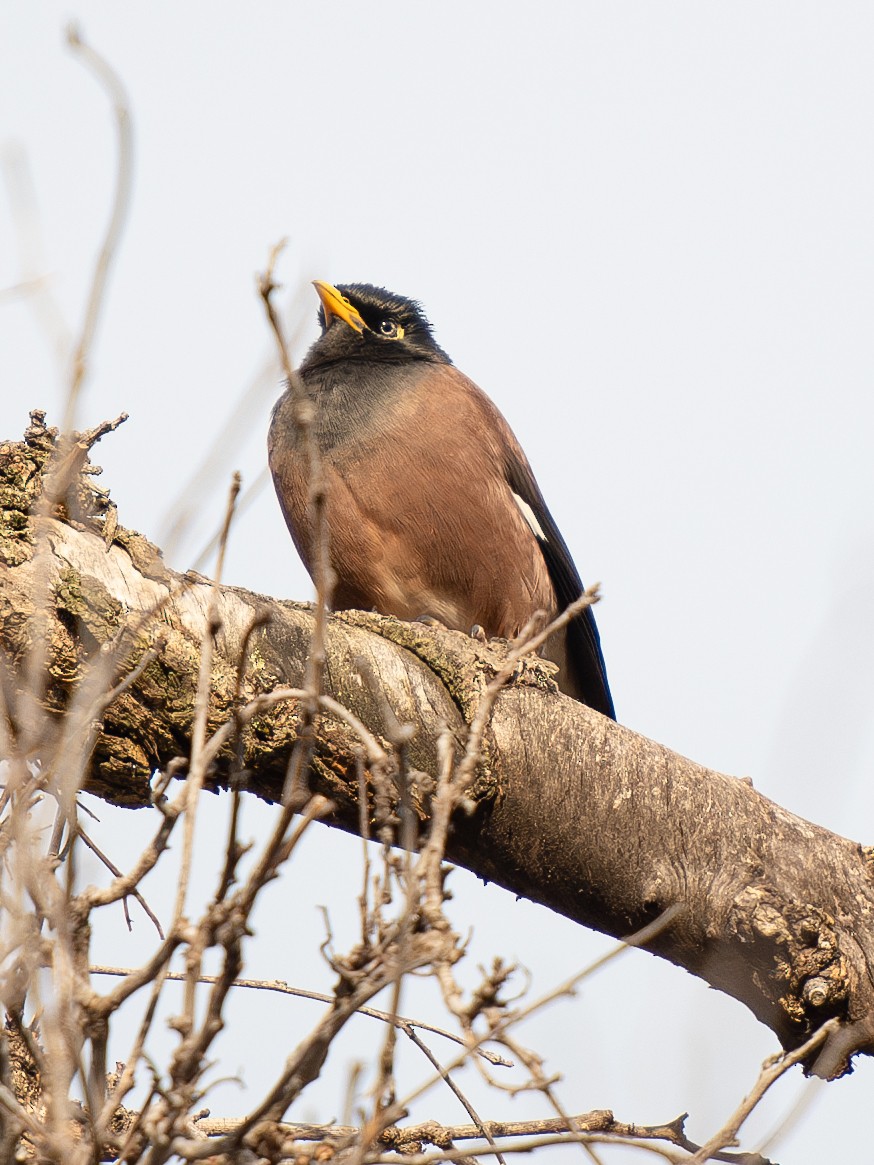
(456, 586, 599, 795)
(63, 25, 134, 426)
(401, 1025, 509, 1165)
(258, 242, 334, 737)
(187, 1106, 770, 1163)
(182, 932, 454, 1160)
(88, 967, 511, 1066)
(215, 607, 272, 904)
(685, 1019, 840, 1164)
(0, 142, 71, 369)
(396, 905, 686, 1120)
(76, 823, 164, 937)
(172, 473, 241, 925)
(753, 1075, 823, 1159)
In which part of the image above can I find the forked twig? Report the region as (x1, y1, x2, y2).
(76, 824, 164, 937)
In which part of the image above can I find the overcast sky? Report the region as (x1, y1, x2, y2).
(2, 4, 874, 1161)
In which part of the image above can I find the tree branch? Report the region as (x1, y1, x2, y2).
(2, 418, 873, 1078)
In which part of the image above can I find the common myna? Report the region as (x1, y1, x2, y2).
(268, 281, 615, 718)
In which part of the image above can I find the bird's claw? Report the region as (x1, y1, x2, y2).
(416, 614, 446, 629)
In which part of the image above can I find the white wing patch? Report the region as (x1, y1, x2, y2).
(512, 492, 547, 542)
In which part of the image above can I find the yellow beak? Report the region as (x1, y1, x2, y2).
(313, 280, 366, 334)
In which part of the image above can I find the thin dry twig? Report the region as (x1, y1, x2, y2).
(172, 472, 241, 925)
(88, 966, 511, 1066)
(63, 24, 134, 426)
(752, 1075, 823, 1159)
(181, 933, 454, 1161)
(0, 142, 72, 369)
(76, 824, 164, 937)
(395, 905, 687, 1121)
(684, 1019, 840, 1164)
(401, 1025, 509, 1165)
(189, 1106, 771, 1164)
(258, 241, 334, 722)
(457, 586, 600, 796)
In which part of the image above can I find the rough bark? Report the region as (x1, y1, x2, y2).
(1, 416, 873, 1079)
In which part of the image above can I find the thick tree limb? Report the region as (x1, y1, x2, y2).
(2, 418, 873, 1079)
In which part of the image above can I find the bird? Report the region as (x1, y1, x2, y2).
(268, 280, 615, 719)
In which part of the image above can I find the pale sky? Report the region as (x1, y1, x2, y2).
(2, 4, 874, 1161)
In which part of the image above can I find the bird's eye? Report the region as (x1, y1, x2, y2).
(378, 319, 404, 339)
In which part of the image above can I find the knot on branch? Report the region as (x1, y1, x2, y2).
(382, 1118, 451, 1151)
(730, 886, 848, 1040)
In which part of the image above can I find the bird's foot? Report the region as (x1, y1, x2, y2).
(416, 613, 447, 629)
(469, 623, 487, 643)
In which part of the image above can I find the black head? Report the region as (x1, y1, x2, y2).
(301, 281, 452, 369)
